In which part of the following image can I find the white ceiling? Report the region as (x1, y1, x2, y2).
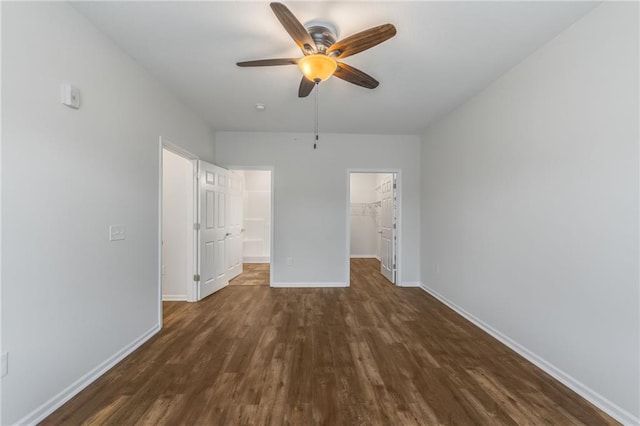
(71, 1, 598, 135)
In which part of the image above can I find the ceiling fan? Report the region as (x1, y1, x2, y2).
(237, 2, 397, 97)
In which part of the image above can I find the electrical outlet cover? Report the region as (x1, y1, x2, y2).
(60, 84, 80, 109)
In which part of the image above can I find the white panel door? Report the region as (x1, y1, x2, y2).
(198, 161, 229, 300)
(225, 171, 244, 280)
(380, 175, 396, 283)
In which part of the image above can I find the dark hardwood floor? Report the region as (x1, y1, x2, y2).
(41, 258, 617, 425)
(229, 263, 270, 286)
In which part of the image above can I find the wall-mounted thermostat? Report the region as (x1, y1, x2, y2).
(60, 84, 80, 109)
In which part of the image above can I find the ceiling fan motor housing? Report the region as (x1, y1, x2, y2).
(304, 22, 337, 54)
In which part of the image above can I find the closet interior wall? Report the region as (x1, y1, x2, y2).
(350, 173, 391, 259)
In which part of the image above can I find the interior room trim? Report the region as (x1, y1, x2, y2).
(418, 283, 638, 426)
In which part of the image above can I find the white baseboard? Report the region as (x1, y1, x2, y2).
(418, 283, 639, 426)
(162, 294, 186, 301)
(398, 282, 420, 287)
(350, 255, 379, 259)
(16, 324, 161, 426)
(243, 256, 270, 263)
(270, 282, 348, 288)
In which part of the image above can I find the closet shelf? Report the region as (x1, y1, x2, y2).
(350, 202, 381, 217)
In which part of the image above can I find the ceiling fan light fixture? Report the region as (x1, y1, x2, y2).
(237, 2, 396, 97)
(298, 54, 337, 83)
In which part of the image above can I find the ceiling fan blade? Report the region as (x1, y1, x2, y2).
(334, 63, 379, 89)
(327, 24, 396, 59)
(236, 58, 299, 67)
(270, 3, 317, 55)
(298, 77, 315, 98)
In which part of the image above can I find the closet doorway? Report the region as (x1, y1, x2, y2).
(348, 171, 399, 285)
(161, 145, 198, 302)
(227, 169, 273, 286)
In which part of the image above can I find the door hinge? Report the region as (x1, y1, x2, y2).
(193, 274, 200, 282)
(393, 223, 396, 229)
(194, 223, 200, 231)
(393, 183, 397, 189)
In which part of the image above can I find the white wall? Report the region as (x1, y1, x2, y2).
(162, 149, 193, 300)
(1, 3, 214, 424)
(215, 132, 421, 286)
(242, 170, 271, 263)
(350, 173, 384, 259)
(421, 3, 639, 423)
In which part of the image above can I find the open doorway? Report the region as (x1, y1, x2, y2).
(161, 145, 197, 302)
(228, 169, 273, 286)
(348, 171, 398, 285)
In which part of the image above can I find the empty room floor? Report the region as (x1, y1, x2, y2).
(41, 258, 616, 425)
(229, 263, 270, 286)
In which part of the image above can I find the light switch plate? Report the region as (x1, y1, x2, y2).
(109, 225, 126, 241)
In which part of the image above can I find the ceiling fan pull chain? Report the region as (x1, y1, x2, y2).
(314, 82, 319, 149)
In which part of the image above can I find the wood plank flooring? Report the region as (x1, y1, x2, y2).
(229, 263, 270, 286)
(41, 258, 617, 425)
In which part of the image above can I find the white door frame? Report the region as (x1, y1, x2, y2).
(225, 165, 275, 287)
(346, 169, 402, 286)
(158, 137, 199, 325)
